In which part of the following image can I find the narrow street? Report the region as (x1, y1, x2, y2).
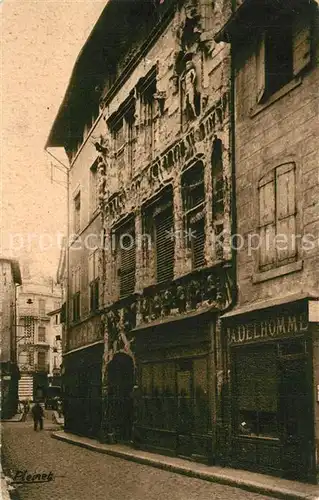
(1, 418, 276, 500)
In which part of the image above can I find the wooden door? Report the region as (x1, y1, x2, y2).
(177, 367, 192, 457)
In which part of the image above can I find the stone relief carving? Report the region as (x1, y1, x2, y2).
(181, 61, 199, 121)
(102, 94, 229, 225)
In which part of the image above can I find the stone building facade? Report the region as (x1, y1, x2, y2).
(47, 0, 235, 461)
(97, 0, 235, 462)
(0, 258, 22, 419)
(216, 0, 319, 483)
(17, 278, 62, 402)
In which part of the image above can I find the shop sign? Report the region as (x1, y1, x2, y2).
(309, 301, 319, 322)
(226, 312, 308, 346)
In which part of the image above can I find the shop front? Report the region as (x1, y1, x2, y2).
(222, 297, 317, 482)
(63, 342, 103, 438)
(133, 314, 214, 463)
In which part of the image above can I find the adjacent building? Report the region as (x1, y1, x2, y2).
(47, 306, 63, 386)
(17, 277, 62, 401)
(216, 0, 319, 483)
(0, 258, 22, 419)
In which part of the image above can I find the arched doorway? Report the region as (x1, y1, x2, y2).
(107, 353, 134, 442)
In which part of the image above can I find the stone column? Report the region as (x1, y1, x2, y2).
(204, 147, 215, 266)
(220, 129, 232, 262)
(173, 177, 185, 279)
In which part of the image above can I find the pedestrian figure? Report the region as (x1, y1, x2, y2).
(32, 402, 44, 431)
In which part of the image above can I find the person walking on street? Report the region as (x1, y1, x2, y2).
(32, 402, 44, 431)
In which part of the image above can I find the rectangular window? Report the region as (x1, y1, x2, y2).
(127, 112, 137, 171)
(155, 202, 174, 283)
(89, 249, 99, 312)
(259, 163, 296, 270)
(110, 104, 136, 180)
(38, 326, 46, 343)
(71, 267, 81, 322)
(182, 161, 206, 270)
(90, 160, 98, 215)
(116, 221, 136, 298)
(74, 192, 81, 233)
(141, 75, 156, 159)
(38, 299, 46, 317)
(256, 9, 311, 102)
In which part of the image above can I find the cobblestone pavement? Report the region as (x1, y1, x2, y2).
(2, 419, 276, 500)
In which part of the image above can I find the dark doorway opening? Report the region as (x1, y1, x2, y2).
(108, 353, 134, 442)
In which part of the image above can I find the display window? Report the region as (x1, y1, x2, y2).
(233, 344, 279, 438)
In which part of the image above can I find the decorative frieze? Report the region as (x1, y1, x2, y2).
(103, 263, 235, 346)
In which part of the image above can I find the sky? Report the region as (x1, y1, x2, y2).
(1, 0, 106, 280)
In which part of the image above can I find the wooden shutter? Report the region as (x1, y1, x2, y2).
(256, 32, 266, 103)
(276, 163, 296, 262)
(292, 13, 311, 76)
(119, 228, 136, 297)
(259, 174, 275, 267)
(155, 208, 174, 283)
(191, 215, 205, 269)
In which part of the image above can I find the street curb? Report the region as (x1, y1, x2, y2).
(51, 432, 319, 500)
(1, 414, 24, 423)
(52, 411, 64, 426)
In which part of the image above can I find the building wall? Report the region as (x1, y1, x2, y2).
(0, 261, 15, 363)
(227, 1, 319, 481)
(97, 0, 232, 305)
(17, 280, 61, 376)
(48, 311, 63, 376)
(233, 6, 319, 307)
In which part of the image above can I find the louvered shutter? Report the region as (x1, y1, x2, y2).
(155, 208, 174, 283)
(292, 13, 311, 76)
(119, 229, 136, 297)
(256, 32, 266, 103)
(191, 216, 205, 269)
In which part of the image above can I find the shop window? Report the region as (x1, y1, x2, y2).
(89, 249, 99, 312)
(74, 192, 81, 233)
(116, 220, 136, 298)
(259, 163, 296, 270)
(234, 345, 278, 438)
(256, 9, 312, 102)
(182, 161, 205, 270)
